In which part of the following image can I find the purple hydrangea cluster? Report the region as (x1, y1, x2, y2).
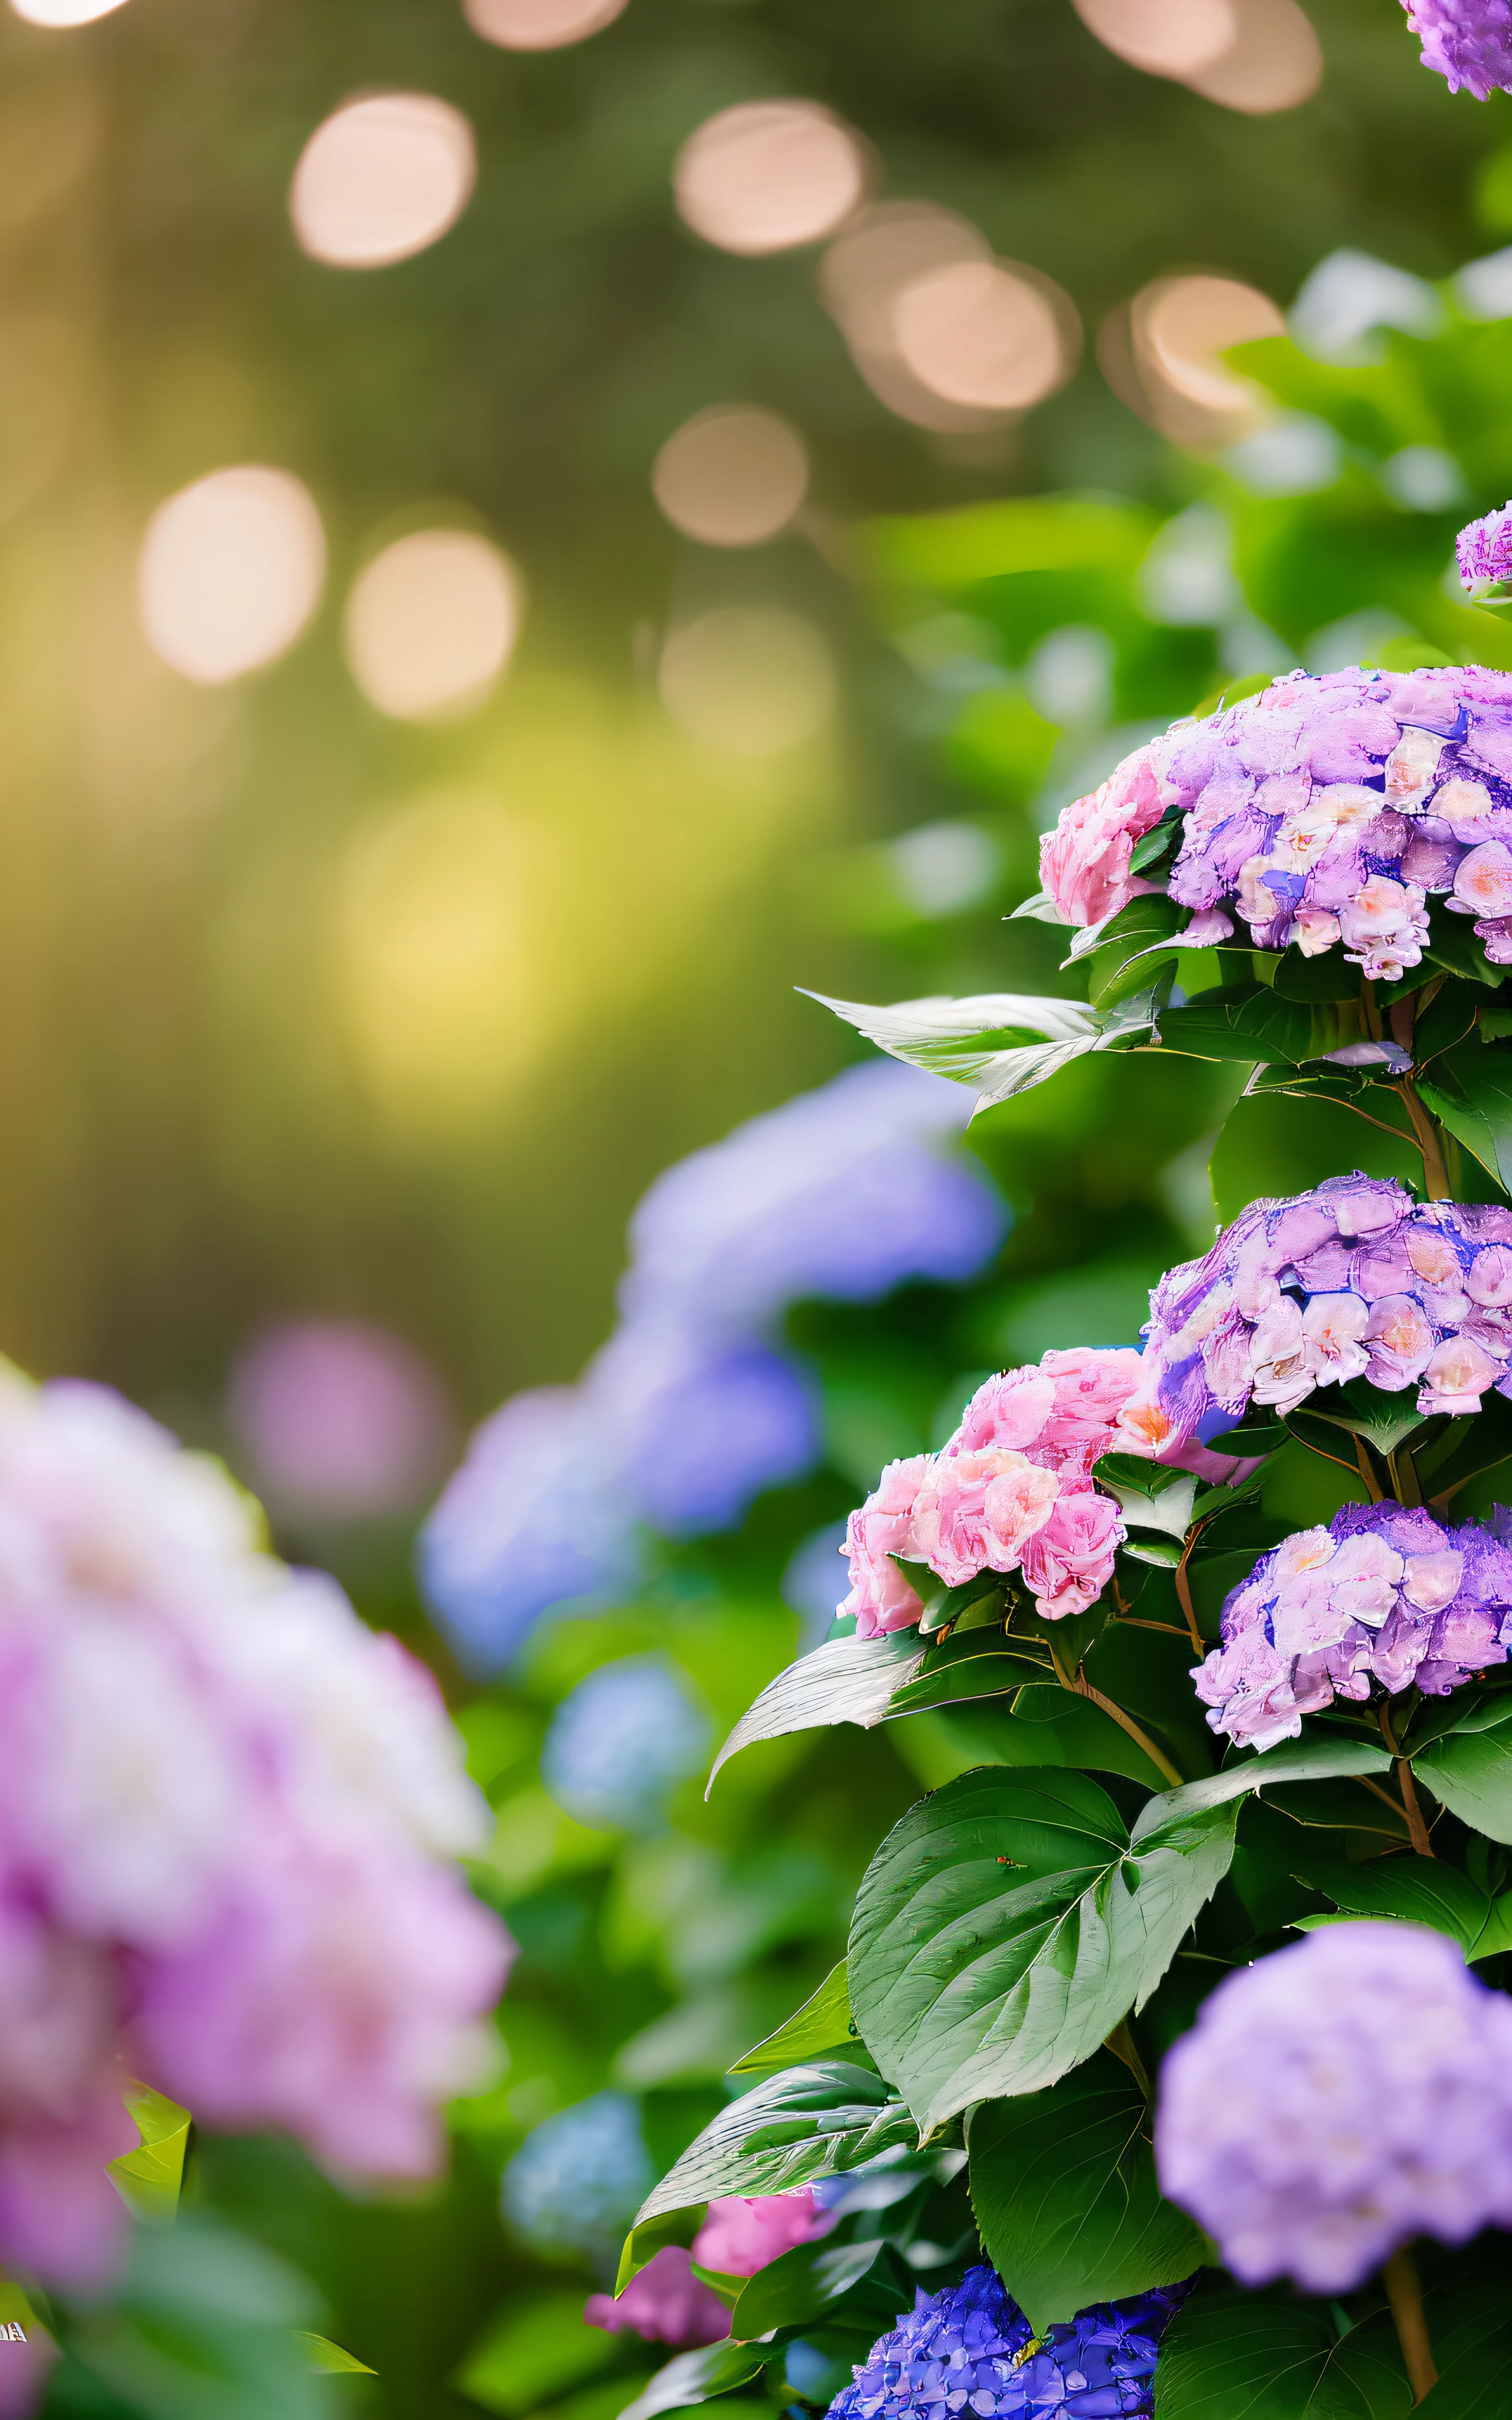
(1457, 502, 1512, 592)
(1119, 1173, 1512, 1461)
(1403, 0, 1512, 99)
(825, 2265, 1191, 2420)
(1156, 1923, 1512, 2292)
(422, 1062, 1005, 1670)
(1195, 1500, 1512, 1750)
(1041, 666, 1512, 974)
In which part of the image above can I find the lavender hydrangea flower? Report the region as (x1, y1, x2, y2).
(1457, 502, 1512, 591)
(1403, 0, 1512, 98)
(1194, 1499, 1512, 1749)
(1156, 1924, 1512, 2292)
(1119, 1172, 1512, 1460)
(826, 2266, 1191, 2420)
(1039, 665, 1512, 970)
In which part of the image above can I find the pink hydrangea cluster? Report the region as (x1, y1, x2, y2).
(1122, 1173, 1512, 1460)
(1156, 1924, 1512, 2292)
(585, 2192, 830, 2349)
(1039, 666, 1512, 974)
(839, 1349, 1143, 1632)
(1403, 0, 1512, 99)
(0, 1372, 510, 2290)
(1194, 1500, 1512, 1751)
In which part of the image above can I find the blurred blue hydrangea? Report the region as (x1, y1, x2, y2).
(540, 1656, 711, 1833)
(421, 1061, 1005, 1671)
(500, 2090, 654, 2273)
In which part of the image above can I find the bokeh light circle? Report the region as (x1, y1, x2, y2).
(137, 465, 327, 685)
(673, 100, 866, 257)
(659, 607, 835, 756)
(1071, 0, 1236, 73)
(651, 407, 809, 547)
(9, 0, 128, 22)
(228, 1319, 455, 1518)
(891, 260, 1072, 411)
(289, 93, 476, 269)
(462, 0, 628, 47)
(344, 531, 523, 721)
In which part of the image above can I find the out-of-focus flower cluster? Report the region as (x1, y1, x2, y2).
(1040, 666, 1512, 978)
(422, 1063, 1005, 1671)
(1194, 1500, 1512, 1751)
(841, 1346, 1253, 1635)
(1403, 0, 1512, 100)
(0, 1371, 509, 2290)
(1125, 1173, 1512, 1454)
(1156, 1924, 1512, 2292)
(585, 2190, 832, 2350)
(825, 2265, 1190, 2420)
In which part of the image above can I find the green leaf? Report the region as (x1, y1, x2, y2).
(1414, 1719, 1512, 1846)
(621, 2062, 917, 2284)
(1418, 1036, 1512, 1192)
(1416, 2308, 1512, 2417)
(966, 2054, 1208, 2336)
(1291, 1858, 1491, 1953)
(615, 2339, 768, 2420)
(728, 1962, 857, 2074)
(800, 989, 1098, 1084)
(707, 1632, 926, 1791)
(885, 1642, 1051, 1718)
(1152, 2294, 1410, 2418)
(1095, 1463, 1199, 1539)
(296, 2332, 377, 2376)
(1156, 988, 1327, 1068)
(1130, 1736, 1394, 1832)
(107, 2082, 193, 2223)
(728, 2236, 915, 2346)
(848, 1769, 1237, 2132)
(1082, 896, 1188, 1011)
(452, 2295, 617, 2417)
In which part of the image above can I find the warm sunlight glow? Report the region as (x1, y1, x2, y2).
(674, 100, 866, 256)
(289, 94, 476, 269)
(9, 0, 127, 21)
(344, 530, 523, 720)
(651, 407, 809, 547)
(138, 466, 326, 685)
(659, 607, 835, 756)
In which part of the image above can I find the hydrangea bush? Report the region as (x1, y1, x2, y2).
(614, 614, 1512, 2418)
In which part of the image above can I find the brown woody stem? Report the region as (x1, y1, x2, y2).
(1378, 1702, 1434, 1857)
(1049, 1645, 1184, 1788)
(1397, 1077, 1451, 1202)
(1383, 2246, 1438, 2404)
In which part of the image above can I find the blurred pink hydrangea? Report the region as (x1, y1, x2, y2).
(0, 1370, 510, 2289)
(227, 1319, 455, 1518)
(838, 1348, 1252, 1633)
(692, 2187, 831, 2275)
(584, 2247, 729, 2350)
(1403, 0, 1512, 98)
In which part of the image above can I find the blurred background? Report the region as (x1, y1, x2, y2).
(12, 0, 1512, 2411)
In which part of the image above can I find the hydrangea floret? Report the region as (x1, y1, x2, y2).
(0, 1370, 510, 2289)
(1403, 0, 1512, 98)
(1039, 666, 1512, 973)
(1194, 1499, 1512, 1749)
(840, 1348, 1145, 1632)
(1457, 501, 1512, 594)
(1122, 1172, 1512, 1456)
(825, 2265, 1191, 2420)
(1155, 1923, 1512, 2292)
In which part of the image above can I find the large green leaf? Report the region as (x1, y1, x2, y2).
(1291, 1858, 1502, 1956)
(1130, 1736, 1394, 1829)
(966, 2054, 1208, 2336)
(1152, 2294, 1410, 2419)
(1416, 2309, 1512, 2418)
(1413, 1710, 1512, 1846)
(621, 2062, 916, 2282)
(1156, 988, 1332, 1068)
(707, 1632, 926, 1790)
(848, 1769, 1237, 2131)
(728, 2236, 915, 2346)
(1080, 896, 1188, 1011)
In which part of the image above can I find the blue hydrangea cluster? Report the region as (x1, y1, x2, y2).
(825, 2266, 1190, 2420)
(421, 1061, 1005, 1670)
